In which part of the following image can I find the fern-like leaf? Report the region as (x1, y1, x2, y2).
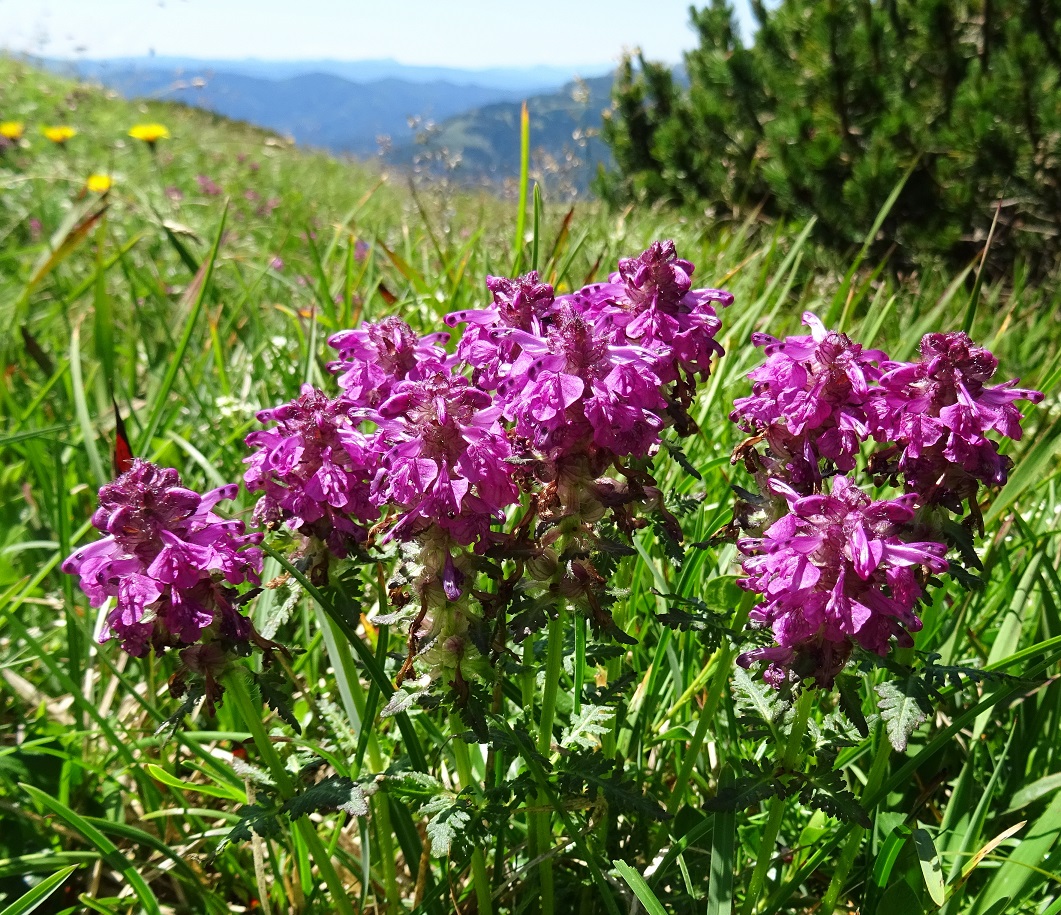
(284, 774, 372, 819)
(421, 793, 471, 856)
(257, 666, 302, 735)
(561, 704, 615, 750)
(732, 667, 786, 727)
(876, 676, 934, 751)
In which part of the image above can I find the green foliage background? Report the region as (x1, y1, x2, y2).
(601, 0, 1061, 272)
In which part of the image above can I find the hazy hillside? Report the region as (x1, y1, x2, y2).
(47, 56, 607, 90)
(386, 74, 616, 195)
(31, 55, 618, 191)
(36, 62, 539, 155)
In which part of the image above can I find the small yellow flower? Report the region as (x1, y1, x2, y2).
(85, 173, 113, 194)
(43, 125, 77, 145)
(128, 123, 170, 145)
(0, 121, 25, 141)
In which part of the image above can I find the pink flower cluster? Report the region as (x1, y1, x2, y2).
(732, 314, 1042, 507)
(452, 240, 731, 469)
(731, 314, 1042, 686)
(867, 332, 1044, 512)
(243, 385, 378, 556)
(731, 313, 884, 489)
(62, 460, 262, 656)
(243, 241, 730, 557)
(66, 241, 732, 686)
(737, 477, 948, 687)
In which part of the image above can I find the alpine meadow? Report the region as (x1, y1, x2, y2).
(3, 2, 1061, 912)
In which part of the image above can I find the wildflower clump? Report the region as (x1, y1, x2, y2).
(62, 459, 263, 657)
(239, 241, 730, 702)
(58, 241, 732, 709)
(730, 314, 1042, 687)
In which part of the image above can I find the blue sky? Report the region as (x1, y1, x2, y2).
(0, 0, 758, 69)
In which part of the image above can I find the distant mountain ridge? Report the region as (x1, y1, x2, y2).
(31, 56, 618, 190)
(40, 56, 611, 91)
(38, 63, 535, 155)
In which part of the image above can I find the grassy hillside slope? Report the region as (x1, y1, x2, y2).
(3, 55, 1061, 915)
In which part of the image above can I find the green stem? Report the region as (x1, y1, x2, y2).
(370, 794, 401, 912)
(226, 671, 355, 915)
(535, 609, 567, 915)
(820, 727, 891, 914)
(452, 732, 493, 915)
(537, 612, 566, 758)
(740, 689, 815, 915)
(573, 615, 586, 718)
(316, 608, 400, 908)
(666, 597, 752, 819)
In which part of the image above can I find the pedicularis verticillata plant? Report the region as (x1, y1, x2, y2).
(63, 240, 1043, 904)
(730, 314, 1042, 691)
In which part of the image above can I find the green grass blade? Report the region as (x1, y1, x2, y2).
(962, 200, 1003, 335)
(912, 828, 945, 907)
(68, 322, 106, 487)
(0, 864, 79, 915)
(20, 784, 161, 915)
(613, 860, 668, 915)
(708, 766, 736, 915)
(826, 160, 916, 328)
(512, 100, 530, 274)
(261, 543, 429, 772)
(531, 182, 542, 273)
(983, 409, 1061, 527)
(137, 201, 228, 453)
(25, 202, 107, 294)
(92, 217, 115, 396)
(969, 791, 1061, 914)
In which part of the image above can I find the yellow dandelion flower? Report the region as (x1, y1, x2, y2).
(0, 121, 25, 141)
(85, 173, 113, 194)
(43, 125, 77, 145)
(128, 123, 170, 145)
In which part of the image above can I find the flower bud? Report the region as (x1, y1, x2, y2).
(526, 547, 559, 581)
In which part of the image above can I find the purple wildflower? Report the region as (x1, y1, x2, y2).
(731, 313, 886, 490)
(558, 241, 731, 386)
(866, 332, 1043, 510)
(494, 303, 667, 460)
(445, 271, 556, 389)
(244, 385, 379, 556)
(328, 316, 451, 409)
(371, 365, 518, 545)
(354, 239, 370, 261)
(196, 174, 222, 196)
(736, 476, 948, 687)
(62, 459, 262, 656)
(269, 256, 284, 271)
